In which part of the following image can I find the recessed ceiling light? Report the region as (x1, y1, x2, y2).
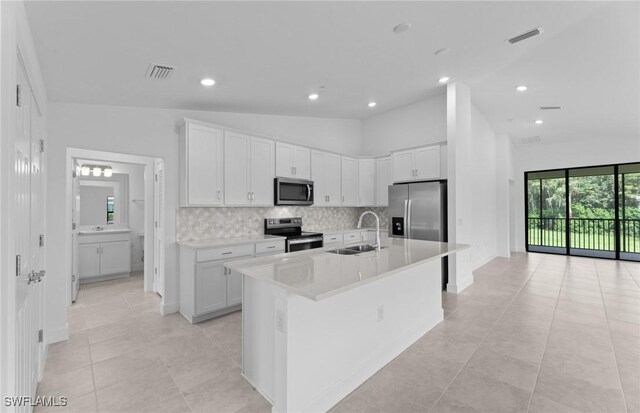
(434, 48, 450, 56)
(308, 93, 319, 100)
(393, 22, 411, 34)
(200, 78, 215, 86)
(535, 119, 544, 125)
(438, 77, 450, 84)
(516, 85, 528, 92)
(368, 102, 377, 108)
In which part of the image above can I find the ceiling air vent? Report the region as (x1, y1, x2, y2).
(521, 136, 541, 145)
(508, 27, 543, 44)
(145, 64, 175, 80)
(540, 106, 561, 110)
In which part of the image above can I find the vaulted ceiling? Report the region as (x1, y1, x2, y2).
(24, 1, 639, 143)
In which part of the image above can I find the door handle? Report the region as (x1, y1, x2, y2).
(247, 192, 251, 200)
(306, 185, 312, 201)
(404, 199, 409, 239)
(407, 199, 412, 239)
(294, 166, 297, 175)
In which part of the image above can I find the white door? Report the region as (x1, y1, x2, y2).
(78, 243, 101, 278)
(358, 159, 376, 206)
(275, 142, 294, 178)
(154, 158, 165, 295)
(325, 153, 341, 206)
(376, 157, 391, 207)
(310, 150, 326, 205)
(187, 124, 223, 205)
(71, 161, 81, 301)
(30, 92, 46, 379)
(341, 156, 358, 206)
(100, 241, 131, 275)
(195, 261, 227, 315)
(414, 146, 440, 180)
(293, 146, 311, 179)
(249, 137, 275, 206)
(14, 56, 43, 412)
(391, 149, 415, 182)
(224, 131, 250, 205)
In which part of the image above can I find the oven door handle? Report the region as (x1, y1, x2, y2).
(306, 184, 312, 202)
(289, 236, 323, 245)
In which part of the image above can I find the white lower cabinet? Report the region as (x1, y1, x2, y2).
(180, 239, 285, 323)
(78, 232, 131, 281)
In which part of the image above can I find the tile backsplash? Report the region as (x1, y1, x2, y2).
(176, 206, 389, 242)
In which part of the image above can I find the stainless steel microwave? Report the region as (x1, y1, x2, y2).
(274, 177, 314, 206)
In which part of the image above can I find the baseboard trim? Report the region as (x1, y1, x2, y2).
(131, 263, 144, 272)
(474, 255, 497, 271)
(161, 301, 179, 315)
(447, 275, 474, 294)
(47, 324, 69, 344)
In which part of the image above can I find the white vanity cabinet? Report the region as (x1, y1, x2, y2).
(78, 231, 131, 282)
(179, 120, 224, 206)
(180, 238, 285, 323)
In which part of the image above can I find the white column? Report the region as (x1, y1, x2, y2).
(446, 82, 474, 293)
(496, 133, 512, 257)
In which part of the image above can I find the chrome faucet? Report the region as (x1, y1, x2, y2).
(357, 211, 381, 251)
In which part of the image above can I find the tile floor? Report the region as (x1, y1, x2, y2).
(37, 254, 639, 413)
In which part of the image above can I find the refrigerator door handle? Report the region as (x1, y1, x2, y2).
(407, 199, 412, 239)
(403, 199, 409, 239)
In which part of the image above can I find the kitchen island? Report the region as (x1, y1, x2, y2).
(225, 238, 467, 413)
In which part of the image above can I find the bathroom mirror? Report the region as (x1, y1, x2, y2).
(79, 174, 128, 227)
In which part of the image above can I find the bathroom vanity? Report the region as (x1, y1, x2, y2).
(77, 229, 131, 283)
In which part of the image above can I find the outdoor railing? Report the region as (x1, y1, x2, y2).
(527, 217, 640, 253)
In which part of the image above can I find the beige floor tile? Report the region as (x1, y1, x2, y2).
(329, 393, 381, 413)
(33, 392, 97, 413)
(444, 367, 531, 413)
(48, 329, 89, 354)
(86, 317, 141, 344)
(84, 306, 134, 329)
(92, 347, 167, 390)
(89, 330, 151, 363)
(43, 345, 91, 374)
(528, 392, 581, 413)
(37, 365, 94, 399)
(466, 346, 539, 392)
(165, 345, 236, 392)
(182, 367, 262, 413)
(429, 394, 480, 413)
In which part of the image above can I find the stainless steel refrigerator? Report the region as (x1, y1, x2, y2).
(388, 181, 448, 288)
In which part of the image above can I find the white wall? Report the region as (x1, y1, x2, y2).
(46, 102, 363, 337)
(360, 94, 446, 156)
(511, 135, 640, 252)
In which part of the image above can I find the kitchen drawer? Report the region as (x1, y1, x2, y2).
(343, 231, 362, 243)
(196, 244, 254, 262)
(323, 233, 343, 245)
(256, 240, 285, 254)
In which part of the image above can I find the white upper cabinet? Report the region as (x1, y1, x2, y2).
(224, 131, 251, 205)
(391, 145, 442, 183)
(358, 159, 376, 206)
(414, 146, 440, 180)
(179, 121, 224, 206)
(311, 150, 341, 206)
(341, 156, 358, 206)
(376, 156, 391, 207)
(275, 142, 310, 179)
(225, 132, 275, 206)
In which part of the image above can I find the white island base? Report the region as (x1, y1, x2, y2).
(241, 258, 443, 413)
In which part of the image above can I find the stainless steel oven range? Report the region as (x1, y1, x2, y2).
(264, 217, 323, 252)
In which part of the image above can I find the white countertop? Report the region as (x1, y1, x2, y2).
(78, 229, 131, 235)
(178, 234, 285, 249)
(226, 238, 468, 301)
(310, 227, 375, 234)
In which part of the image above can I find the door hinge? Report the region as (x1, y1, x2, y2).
(72, 222, 77, 230)
(155, 221, 158, 228)
(38, 330, 43, 343)
(155, 174, 158, 182)
(16, 255, 21, 277)
(39, 234, 45, 247)
(72, 274, 76, 282)
(72, 170, 77, 178)
(39, 139, 45, 153)
(154, 267, 157, 275)
(16, 84, 22, 107)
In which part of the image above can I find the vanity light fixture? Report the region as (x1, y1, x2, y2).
(80, 164, 113, 177)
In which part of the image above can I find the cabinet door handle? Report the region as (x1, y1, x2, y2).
(267, 245, 276, 249)
(217, 190, 221, 200)
(97, 246, 100, 254)
(342, 195, 345, 203)
(291, 166, 294, 175)
(222, 251, 232, 255)
(247, 192, 251, 200)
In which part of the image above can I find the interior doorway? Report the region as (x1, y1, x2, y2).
(66, 149, 165, 310)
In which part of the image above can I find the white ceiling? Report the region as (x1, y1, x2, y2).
(24, 1, 639, 144)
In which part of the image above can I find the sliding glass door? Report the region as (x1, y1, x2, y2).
(526, 162, 639, 262)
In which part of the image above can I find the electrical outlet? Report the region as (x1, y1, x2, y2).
(377, 305, 384, 322)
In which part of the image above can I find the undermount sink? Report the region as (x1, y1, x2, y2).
(327, 244, 386, 255)
(327, 248, 361, 255)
